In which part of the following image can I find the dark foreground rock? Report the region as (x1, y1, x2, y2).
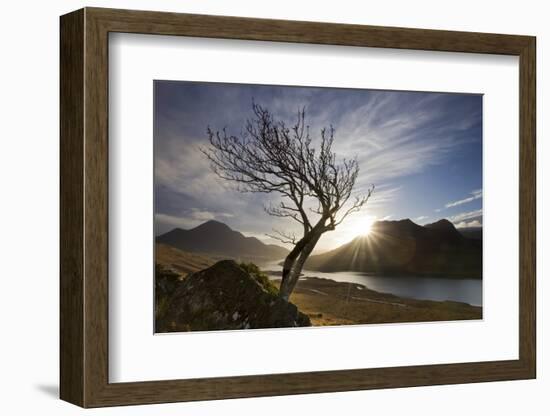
(158, 260, 311, 332)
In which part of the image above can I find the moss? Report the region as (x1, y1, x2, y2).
(239, 262, 279, 296)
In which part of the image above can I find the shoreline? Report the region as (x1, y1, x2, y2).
(265, 269, 481, 306)
(265, 268, 482, 280)
(270, 276, 482, 326)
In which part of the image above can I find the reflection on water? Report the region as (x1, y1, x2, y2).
(262, 261, 482, 307)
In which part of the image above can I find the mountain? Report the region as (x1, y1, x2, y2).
(306, 219, 482, 278)
(156, 220, 289, 262)
(458, 227, 483, 240)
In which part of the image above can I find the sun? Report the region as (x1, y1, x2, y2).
(358, 216, 375, 237)
(333, 215, 377, 247)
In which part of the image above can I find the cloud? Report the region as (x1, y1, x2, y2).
(318, 92, 481, 185)
(455, 219, 482, 228)
(415, 215, 429, 222)
(189, 208, 234, 221)
(445, 189, 482, 208)
(447, 209, 482, 223)
(155, 213, 199, 232)
(155, 138, 231, 203)
(155, 210, 234, 235)
(364, 184, 401, 209)
(154, 82, 482, 251)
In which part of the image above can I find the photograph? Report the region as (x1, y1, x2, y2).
(51, 4, 538, 410)
(153, 80, 483, 333)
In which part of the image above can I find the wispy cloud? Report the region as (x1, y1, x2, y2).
(154, 81, 482, 251)
(455, 219, 482, 228)
(155, 210, 234, 233)
(364, 184, 401, 209)
(321, 93, 480, 185)
(155, 213, 199, 232)
(445, 189, 482, 208)
(189, 208, 234, 221)
(447, 209, 482, 223)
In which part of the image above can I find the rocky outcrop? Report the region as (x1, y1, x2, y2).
(157, 260, 311, 332)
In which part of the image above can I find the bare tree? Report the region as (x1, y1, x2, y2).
(202, 103, 373, 300)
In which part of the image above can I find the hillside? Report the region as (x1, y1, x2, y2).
(306, 219, 482, 278)
(156, 220, 288, 263)
(155, 243, 215, 277)
(458, 227, 483, 240)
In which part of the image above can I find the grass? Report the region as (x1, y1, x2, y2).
(281, 276, 482, 326)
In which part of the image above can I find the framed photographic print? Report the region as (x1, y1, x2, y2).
(60, 7, 536, 408)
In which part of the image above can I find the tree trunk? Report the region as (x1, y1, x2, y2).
(279, 231, 322, 301)
(279, 238, 307, 299)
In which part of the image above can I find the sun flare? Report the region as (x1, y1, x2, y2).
(359, 216, 375, 237)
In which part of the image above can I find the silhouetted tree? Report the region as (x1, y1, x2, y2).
(202, 103, 373, 300)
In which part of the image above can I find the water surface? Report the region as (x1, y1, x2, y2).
(262, 261, 482, 307)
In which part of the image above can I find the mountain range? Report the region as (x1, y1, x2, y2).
(156, 220, 289, 262)
(305, 219, 482, 278)
(157, 219, 482, 278)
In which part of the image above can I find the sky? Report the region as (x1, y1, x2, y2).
(154, 80, 483, 253)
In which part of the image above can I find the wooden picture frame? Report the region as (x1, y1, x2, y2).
(60, 7, 536, 408)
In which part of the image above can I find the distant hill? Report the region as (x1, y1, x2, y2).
(306, 219, 482, 278)
(156, 243, 215, 277)
(156, 220, 288, 263)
